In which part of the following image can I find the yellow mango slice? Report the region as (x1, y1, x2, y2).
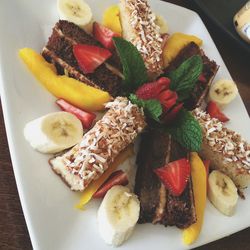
(163, 32, 203, 67)
(183, 152, 207, 245)
(19, 48, 111, 112)
(75, 145, 134, 210)
(103, 5, 122, 35)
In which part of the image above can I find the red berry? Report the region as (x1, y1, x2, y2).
(164, 102, 183, 123)
(207, 101, 229, 122)
(158, 89, 178, 111)
(154, 158, 191, 196)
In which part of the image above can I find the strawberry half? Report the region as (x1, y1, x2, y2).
(73, 44, 112, 74)
(198, 73, 207, 83)
(158, 89, 178, 111)
(154, 158, 191, 196)
(164, 102, 183, 123)
(93, 170, 129, 198)
(93, 22, 120, 50)
(207, 101, 229, 122)
(135, 77, 170, 100)
(56, 99, 96, 129)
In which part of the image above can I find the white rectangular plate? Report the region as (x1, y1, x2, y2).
(0, 0, 250, 249)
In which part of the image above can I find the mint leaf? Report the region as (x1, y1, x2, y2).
(113, 37, 148, 92)
(166, 109, 202, 151)
(129, 94, 162, 121)
(169, 55, 203, 101)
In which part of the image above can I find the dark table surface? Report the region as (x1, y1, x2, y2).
(0, 0, 249, 249)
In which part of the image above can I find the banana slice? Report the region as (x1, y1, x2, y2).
(97, 185, 140, 246)
(209, 79, 238, 107)
(155, 14, 168, 34)
(24, 112, 83, 154)
(208, 170, 238, 216)
(57, 0, 93, 31)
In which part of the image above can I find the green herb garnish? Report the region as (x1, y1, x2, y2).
(113, 37, 148, 93)
(166, 109, 202, 152)
(129, 94, 162, 122)
(169, 55, 203, 101)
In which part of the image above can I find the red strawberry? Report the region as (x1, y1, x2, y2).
(93, 22, 120, 50)
(158, 89, 178, 111)
(56, 99, 96, 129)
(73, 44, 112, 74)
(93, 170, 129, 198)
(154, 158, 191, 196)
(135, 77, 170, 100)
(164, 102, 183, 123)
(198, 74, 207, 83)
(207, 101, 229, 122)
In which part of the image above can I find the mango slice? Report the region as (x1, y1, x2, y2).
(19, 48, 111, 112)
(103, 5, 122, 35)
(163, 32, 203, 67)
(182, 152, 207, 245)
(75, 145, 134, 210)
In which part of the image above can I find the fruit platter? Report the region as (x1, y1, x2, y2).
(0, 0, 250, 249)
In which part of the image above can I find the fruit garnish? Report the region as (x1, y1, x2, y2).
(207, 101, 229, 122)
(154, 158, 191, 196)
(158, 89, 178, 111)
(19, 48, 111, 111)
(75, 145, 134, 209)
(163, 102, 183, 123)
(93, 170, 129, 198)
(183, 152, 207, 245)
(163, 32, 203, 67)
(73, 44, 112, 74)
(198, 74, 207, 83)
(135, 77, 170, 100)
(56, 99, 96, 129)
(103, 5, 122, 35)
(93, 22, 120, 50)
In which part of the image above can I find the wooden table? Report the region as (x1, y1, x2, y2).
(0, 0, 249, 249)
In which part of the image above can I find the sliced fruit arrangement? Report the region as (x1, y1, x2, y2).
(24, 112, 83, 154)
(103, 5, 122, 35)
(209, 79, 238, 107)
(56, 99, 96, 129)
(208, 170, 238, 216)
(73, 44, 112, 74)
(57, 0, 93, 31)
(97, 185, 140, 246)
(154, 158, 191, 196)
(207, 101, 229, 122)
(19, 48, 111, 111)
(163, 32, 203, 67)
(93, 170, 129, 198)
(183, 152, 207, 245)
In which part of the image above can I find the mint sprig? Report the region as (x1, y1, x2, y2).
(113, 37, 148, 93)
(129, 94, 162, 122)
(166, 109, 202, 151)
(169, 55, 203, 101)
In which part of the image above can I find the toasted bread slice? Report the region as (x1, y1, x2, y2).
(193, 108, 250, 189)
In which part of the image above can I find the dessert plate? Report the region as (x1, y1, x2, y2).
(0, 0, 249, 249)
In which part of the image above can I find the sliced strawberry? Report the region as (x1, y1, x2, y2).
(154, 158, 191, 196)
(207, 101, 229, 122)
(164, 102, 183, 123)
(198, 73, 207, 83)
(93, 22, 120, 50)
(73, 44, 112, 74)
(93, 170, 129, 198)
(203, 159, 210, 192)
(56, 99, 96, 129)
(135, 77, 170, 100)
(158, 89, 178, 111)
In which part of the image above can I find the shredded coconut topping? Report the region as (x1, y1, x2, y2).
(65, 97, 146, 188)
(124, 0, 163, 75)
(193, 108, 250, 173)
